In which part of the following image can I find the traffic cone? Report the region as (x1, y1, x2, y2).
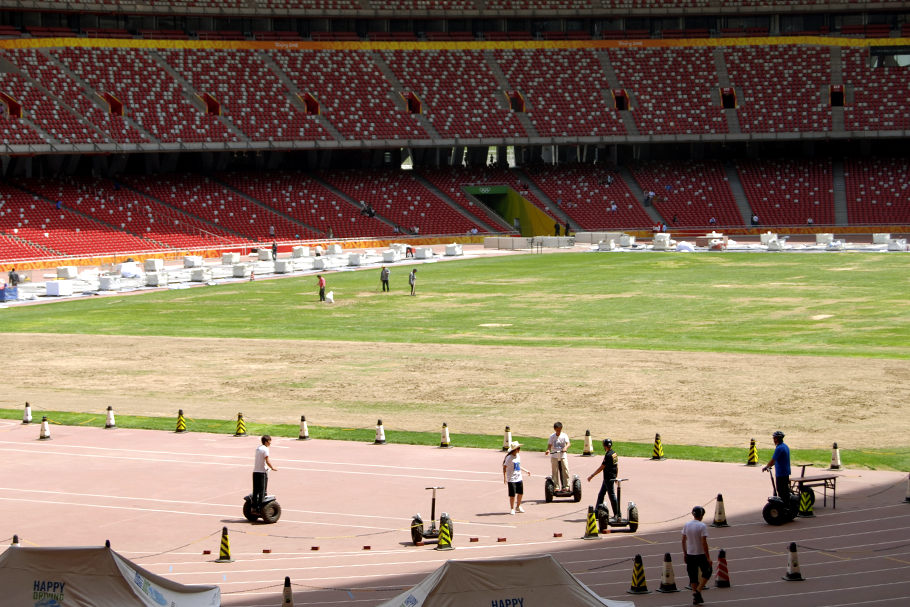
(656, 552, 680, 593)
(746, 438, 758, 466)
(715, 549, 731, 588)
(782, 542, 804, 581)
(104, 406, 116, 429)
(829, 442, 842, 470)
(436, 514, 454, 551)
(583, 506, 600, 540)
(282, 576, 293, 606)
(215, 527, 234, 563)
(501, 426, 512, 451)
(798, 489, 815, 518)
(582, 430, 594, 456)
(298, 415, 310, 440)
(11, 535, 19, 546)
(22, 402, 32, 424)
(905, 473, 910, 504)
(39, 416, 51, 440)
(175, 409, 187, 433)
(373, 419, 386, 445)
(650, 433, 666, 461)
(439, 422, 452, 449)
(627, 554, 651, 594)
(233, 413, 246, 437)
(710, 494, 730, 528)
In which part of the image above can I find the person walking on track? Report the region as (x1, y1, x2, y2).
(682, 506, 712, 605)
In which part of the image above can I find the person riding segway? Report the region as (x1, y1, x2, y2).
(588, 439, 619, 521)
(243, 435, 282, 524)
(544, 422, 581, 503)
(761, 430, 799, 525)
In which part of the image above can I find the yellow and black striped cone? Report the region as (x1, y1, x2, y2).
(501, 426, 512, 452)
(746, 438, 758, 466)
(215, 527, 234, 563)
(22, 402, 32, 424)
(583, 506, 600, 540)
(436, 514, 454, 551)
(234, 413, 246, 437)
(582, 430, 594, 456)
(656, 552, 680, 593)
(783, 542, 804, 581)
(829, 442, 842, 470)
(374, 419, 387, 445)
(282, 576, 293, 605)
(298, 415, 311, 440)
(440, 422, 452, 449)
(104, 406, 116, 429)
(627, 554, 651, 594)
(175, 409, 187, 433)
(650, 433, 666, 461)
(39, 416, 51, 440)
(797, 488, 815, 518)
(710, 493, 730, 528)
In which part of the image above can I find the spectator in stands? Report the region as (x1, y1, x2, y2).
(316, 275, 326, 302)
(554, 222, 561, 236)
(327, 227, 333, 239)
(556, 197, 563, 208)
(471, 227, 478, 235)
(55, 200, 62, 210)
(666, 184, 672, 195)
(709, 217, 716, 225)
(807, 217, 814, 225)
(649, 190, 656, 203)
(751, 214, 760, 226)
(672, 215, 678, 224)
(393, 225, 400, 234)
(409, 269, 417, 296)
(269, 225, 275, 238)
(413, 226, 419, 235)
(272, 241, 278, 260)
(662, 223, 668, 232)
(380, 266, 390, 292)
(611, 202, 617, 212)
(8, 268, 20, 287)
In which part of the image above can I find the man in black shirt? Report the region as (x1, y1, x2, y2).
(587, 438, 619, 520)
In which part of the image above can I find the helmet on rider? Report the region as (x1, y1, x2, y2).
(772, 430, 785, 440)
(602, 438, 612, 449)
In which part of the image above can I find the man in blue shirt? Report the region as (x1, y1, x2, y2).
(762, 430, 791, 502)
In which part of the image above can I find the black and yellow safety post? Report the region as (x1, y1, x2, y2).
(440, 422, 452, 449)
(22, 402, 32, 424)
(650, 434, 666, 461)
(175, 409, 187, 433)
(582, 430, 594, 456)
(215, 527, 234, 563)
(436, 513, 454, 551)
(234, 413, 247, 437)
(11, 535, 19, 546)
(583, 506, 600, 540)
(501, 426, 512, 451)
(746, 438, 758, 466)
(710, 494, 730, 528)
(829, 442, 842, 470)
(298, 415, 311, 440)
(656, 552, 680, 593)
(797, 488, 815, 518)
(715, 549, 731, 588)
(282, 576, 293, 606)
(39, 416, 51, 440)
(782, 542, 804, 581)
(627, 554, 651, 594)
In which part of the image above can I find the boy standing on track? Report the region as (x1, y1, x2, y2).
(682, 506, 712, 605)
(253, 435, 277, 512)
(545, 422, 571, 492)
(502, 441, 531, 515)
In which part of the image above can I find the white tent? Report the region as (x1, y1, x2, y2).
(376, 554, 634, 607)
(0, 544, 220, 607)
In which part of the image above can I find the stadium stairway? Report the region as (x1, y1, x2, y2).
(511, 167, 571, 225)
(616, 165, 665, 225)
(482, 50, 540, 138)
(455, 186, 516, 232)
(307, 173, 401, 232)
(832, 159, 848, 226)
(713, 49, 742, 134)
(368, 51, 441, 140)
(211, 177, 328, 237)
(408, 171, 501, 233)
(595, 51, 639, 136)
(830, 48, 846, 133)
(723, 161, 754, 225)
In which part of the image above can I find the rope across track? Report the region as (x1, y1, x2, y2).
(796, 541, 910, 555)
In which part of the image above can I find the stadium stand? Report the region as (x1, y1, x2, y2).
(53, 48, 238, 143)
(628, 161, 744, 227)
(3, 49, 149, 144)
(844, 158, 910, 225)
(416, 166, 516, 232)
(735, 159, 835, 225)
(158, 49, 331, 142)
(269, 50, 427, 141)
(725, 45, 832, 133)
(381, 50, 527, 139)
(0, 233, 51, 261)
(257, 0, 360, 8)
(218, 172, 397, 239)
(494, 48, 627, 138)
(370, 0, 474, 8)
(319, 169, 485, 235)
(608, 47, 728, 135)
(843, 48, 910, 132)
(486, 0, 594, 8)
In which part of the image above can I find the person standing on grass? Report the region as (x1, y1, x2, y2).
(252, 435, 277, 512)
(317, 274, 326, 302)
(409, 269, 417, 296)
(682, 506, 712, 605)
(503, 441, 531, 515)
(545, 422, 571, 492)
(762, 430, 791, 502)
(380, 266, 390, 292)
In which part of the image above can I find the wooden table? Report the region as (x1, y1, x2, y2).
(789, 465, 840, 509)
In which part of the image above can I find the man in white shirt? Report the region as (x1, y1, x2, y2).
(545, 422, 571, 492)
(253, 435, 278, 511)
(682, 506, 713, 604)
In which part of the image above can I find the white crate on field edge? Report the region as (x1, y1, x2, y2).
(415, 247, 434, 259)
(183, 256, 203, 268)
(888, 239, 907, 251)
(445, 243, 463, 256)
(652, 233, 672, 250)
(275, 260, 295, 273)
(327, 244, 343, 256)
(292, 246, 309, 258)
(144, 259, 163, 272)
(258, 249, 273, 261)
(760, 232, 778, 245)
(295, 257, 316, 270)
(233, 264, 251, 278)
(222, 252, 239, 264)
(620, 234, 636, 247)
(873, 233, 891, 244)
(99, 276, 121, 291)
(191, 268, 212, 282)
(815, 233, 834, 244)
(46, 281, 74, 296)
(383, 250, 401, 262)
(146, 273, 168, 287)
(56, 266, 77, 279)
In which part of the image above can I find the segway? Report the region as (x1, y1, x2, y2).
(761, 469, 800, 525)
(243, 494, 282, 524)
(410, 487, 453, 545)
(544, 473, 582, 503)
(595, 478, 639, 532)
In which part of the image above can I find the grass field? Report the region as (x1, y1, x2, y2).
(5, 252, 910, 358)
